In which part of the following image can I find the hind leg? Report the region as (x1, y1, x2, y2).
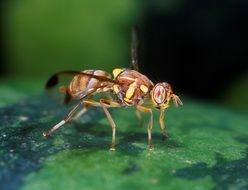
(71, 106, 88, 121)
(43, 103, 81, 136)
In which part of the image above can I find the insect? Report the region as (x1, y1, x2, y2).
(43, 26, 183, 150)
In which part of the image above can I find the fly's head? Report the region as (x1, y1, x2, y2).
(151, 82, 183, 109)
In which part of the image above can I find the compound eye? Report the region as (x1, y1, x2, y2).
(153, 85, 166, 104)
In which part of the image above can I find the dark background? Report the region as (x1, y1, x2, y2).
(1, 0, 248, 109)
(139, 0, 248, 102)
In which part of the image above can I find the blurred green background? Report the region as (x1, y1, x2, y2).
(2, 0, 139, 74)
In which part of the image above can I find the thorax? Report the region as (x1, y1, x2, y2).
(113, 69, 154, 105)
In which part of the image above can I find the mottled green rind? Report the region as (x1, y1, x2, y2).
(0, 81, 248, 190)
(0, 77, 44, 107)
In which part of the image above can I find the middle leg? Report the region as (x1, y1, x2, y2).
(82, 99, 122, 150)
(135, 106, 144, 127)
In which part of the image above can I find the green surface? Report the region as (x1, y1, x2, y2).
(0, 80, 248, 190)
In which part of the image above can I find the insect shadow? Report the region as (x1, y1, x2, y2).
(173, 136, 248, 190)
(72, 121, 183, 156)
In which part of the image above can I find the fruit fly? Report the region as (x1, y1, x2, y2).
(43, 26, 183, 150)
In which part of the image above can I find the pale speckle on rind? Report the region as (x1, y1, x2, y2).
(149, 178, 159, 185)
(171, 169, 176, 174)
(185, 160, 193, 164)
(19, 116, 28, 122)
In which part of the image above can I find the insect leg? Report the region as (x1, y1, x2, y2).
(43, 103, 81, 137)
(159, 108, 169, 139)
(71, 106, 88, 121)
(81, 99, 122, 150)
(136, 105, 153, 150)
(135, 106, 144, 127)
(99, 99, 122, 151)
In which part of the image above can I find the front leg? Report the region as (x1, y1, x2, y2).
(43, 103, 81, 136)
(136, 105, 153, 150)
(159, 108, 169, 139)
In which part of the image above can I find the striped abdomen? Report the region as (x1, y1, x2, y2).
(69, 70, 112, 98)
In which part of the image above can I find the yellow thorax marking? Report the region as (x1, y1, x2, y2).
(124, 98, 132, 103)
(113, 85, 119, 94)
(140, 84, 148, 93)
(112, 68, 123, 78)
(125, 82, 136, 99)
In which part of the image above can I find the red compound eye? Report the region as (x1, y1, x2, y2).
(153, 85, 166, 104)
